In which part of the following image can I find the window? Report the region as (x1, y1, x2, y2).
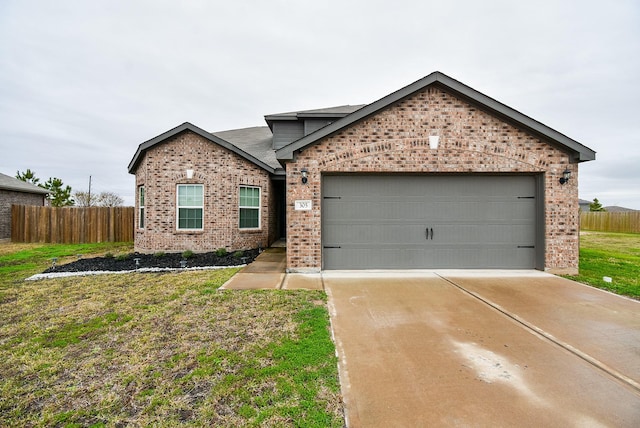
(239, 186, 260, 229)
(138, 186, 145, 229)
(177, 184, 203, 230)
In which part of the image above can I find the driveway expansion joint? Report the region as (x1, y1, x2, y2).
(436, 273, 640, 394)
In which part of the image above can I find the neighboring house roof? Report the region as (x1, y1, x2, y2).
(212, 126, 282, 171)
(128, 122, 278, 174)
(276, 71, 596, 163)
(604, 206, 638, 212)
(579, 200, 638, 212)
(0, 172, 49, 195)
(579, 199, 592, 211)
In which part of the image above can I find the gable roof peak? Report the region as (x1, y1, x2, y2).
(275, 71, 595, 163)
(128, 122, 277, 174)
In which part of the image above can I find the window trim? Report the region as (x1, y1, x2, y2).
(239, 185, 261, 230)
(138, 185, 145, 229)
(176, 184, 204, 231)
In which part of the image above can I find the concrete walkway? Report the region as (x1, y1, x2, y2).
(219, 247, 323, 290)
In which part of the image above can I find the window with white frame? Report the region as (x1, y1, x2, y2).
(239, 186, 260, 229)
(138, 186, 145, 229)
(177, 184, 203, 230)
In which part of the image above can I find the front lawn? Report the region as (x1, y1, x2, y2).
(572, 232, 640, 299)
(0, 242, 344, 427)
(0, 242, 134, 288)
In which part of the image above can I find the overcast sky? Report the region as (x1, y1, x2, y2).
(1, 0, 639, 208)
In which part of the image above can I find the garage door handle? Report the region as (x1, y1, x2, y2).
(426, 228, 434, 240)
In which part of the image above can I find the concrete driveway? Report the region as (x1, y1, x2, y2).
(324, 270, 640, 427)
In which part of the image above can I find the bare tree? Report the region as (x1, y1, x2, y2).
(74, 190, 124, 207)
(74, 191, 98, 207)
(97, 191, 124, 207)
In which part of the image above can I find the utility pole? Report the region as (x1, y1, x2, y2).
(88, 175, 92, 206)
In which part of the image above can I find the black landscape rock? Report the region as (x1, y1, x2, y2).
(43, 250, 260, 273)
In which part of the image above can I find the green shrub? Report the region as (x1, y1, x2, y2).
(182, 250, 194, 259)
(233, 250, 244, 258)
(116, 253, 128, 261)
(104, 252, 114, 259)
(215, 248, 228, 257)
(153, 252, 166, 258)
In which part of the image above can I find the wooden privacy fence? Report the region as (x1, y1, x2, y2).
(11, 205, 134, 243)
(580, 211, 640, 234)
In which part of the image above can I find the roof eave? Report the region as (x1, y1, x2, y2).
(0, 185, 49, 195)
(264, 114, 298, 121)
(264, 106, 366, 129)
(296, 112, 354, 119)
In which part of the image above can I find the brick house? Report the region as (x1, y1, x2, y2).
(128, 72, 595, 274)
(0, 172, 49, 241)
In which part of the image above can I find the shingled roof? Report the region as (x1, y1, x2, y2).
(212, 126, 280, 171)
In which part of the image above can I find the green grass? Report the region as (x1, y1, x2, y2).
(0, 242, 344, 427)
(0, 241, 133, 281)
(571, 232, 640, 299)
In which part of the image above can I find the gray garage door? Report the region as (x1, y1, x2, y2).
(322, 175, 539, 270)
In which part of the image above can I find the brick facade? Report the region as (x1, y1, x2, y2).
(285, 86, 579, 274)
(0, 189, 45, 240)
(133, 131, 274, 253)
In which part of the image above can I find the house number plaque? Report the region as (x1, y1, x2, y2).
(294, 200, 312, 211)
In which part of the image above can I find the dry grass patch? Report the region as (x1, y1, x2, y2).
(1, 266, 343, 427)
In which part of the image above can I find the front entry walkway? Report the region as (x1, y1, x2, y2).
(219, 247, 322, 290)
(324, 271, 640, 427)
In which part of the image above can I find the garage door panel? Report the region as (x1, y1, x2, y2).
(442, 223, 535, 245)
(324, 247, 437, 270)
(324, 245, 536, 269)
(322, 175, 538, 269)
(325, 223, 435, 245)
(327, 201, 441, 221)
